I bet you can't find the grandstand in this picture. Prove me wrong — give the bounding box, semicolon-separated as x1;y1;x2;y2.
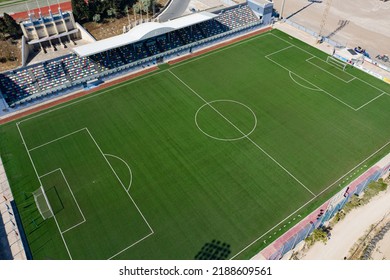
0;3;269;110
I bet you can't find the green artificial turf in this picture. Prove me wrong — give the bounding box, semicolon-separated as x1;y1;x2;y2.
1;29;390;259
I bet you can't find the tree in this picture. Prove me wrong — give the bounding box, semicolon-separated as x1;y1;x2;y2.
88;0;108;20
72;0;140;23
132;0;150;14
92;14;101;23
2;13;22;39
112;0;127;18
305;228;328;248
71;0;89;22
88;0;98;20
140;0;156;13
107;8;117;18
0;17;7;40
0;17;7;34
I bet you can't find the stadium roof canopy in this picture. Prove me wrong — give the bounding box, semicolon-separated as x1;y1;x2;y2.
73;11;218;57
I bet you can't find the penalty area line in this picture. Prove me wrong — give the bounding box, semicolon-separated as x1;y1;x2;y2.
16;123;74;260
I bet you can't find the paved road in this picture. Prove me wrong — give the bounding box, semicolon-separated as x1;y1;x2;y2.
158;0;191;22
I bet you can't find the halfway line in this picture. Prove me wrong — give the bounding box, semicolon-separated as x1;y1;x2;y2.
168;70;316;197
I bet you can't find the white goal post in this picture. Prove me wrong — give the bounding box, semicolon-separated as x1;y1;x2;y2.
33;186;54;220
326;56;348;71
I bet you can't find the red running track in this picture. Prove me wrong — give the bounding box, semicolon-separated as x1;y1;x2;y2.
10;1;72;21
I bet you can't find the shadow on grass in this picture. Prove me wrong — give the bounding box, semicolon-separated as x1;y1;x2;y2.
195;240;231;260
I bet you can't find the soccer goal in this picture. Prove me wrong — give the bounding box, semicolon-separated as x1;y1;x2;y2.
326;56;348;71
33;186;54;220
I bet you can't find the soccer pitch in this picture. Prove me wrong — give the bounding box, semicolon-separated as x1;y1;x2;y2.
1;29;390;260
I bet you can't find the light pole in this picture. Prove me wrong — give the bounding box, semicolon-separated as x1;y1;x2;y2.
126;5;131;30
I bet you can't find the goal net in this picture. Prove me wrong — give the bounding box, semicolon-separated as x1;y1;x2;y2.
33;186;54;220
326;56;348;71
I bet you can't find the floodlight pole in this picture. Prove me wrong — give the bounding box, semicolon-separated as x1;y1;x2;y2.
36;0;42;18
140;2;143;22
26;3;32;20
280;0;286;20
133;6;137;25
126;6;131;28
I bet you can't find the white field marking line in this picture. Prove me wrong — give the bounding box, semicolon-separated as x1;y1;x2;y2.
355;92;386;111
104;154;133;192
16;123;73;260
28;128;87;152
270;33;390;96
58;168;87;234
85;128;154;259
230;192;319;259
61;220;85;235
267;37;386;111
362;82;390;97
231;138;390;259
195;100;258;141
320;61;386;108
288;71;322;91
265;54;358;111
326;58;350;73
39;168;62;179
39;168;87;233
17;33;272;126
305;56;355;83
108;232;154;260
264;45;293;58
13;31;387;256
169;69;316;197
21;127;153;259
86;129;153;232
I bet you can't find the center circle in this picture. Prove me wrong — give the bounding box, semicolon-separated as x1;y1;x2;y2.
195;100;257;141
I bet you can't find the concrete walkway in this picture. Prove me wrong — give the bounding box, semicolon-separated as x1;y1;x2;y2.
158;0;191;22
0;157;26;260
